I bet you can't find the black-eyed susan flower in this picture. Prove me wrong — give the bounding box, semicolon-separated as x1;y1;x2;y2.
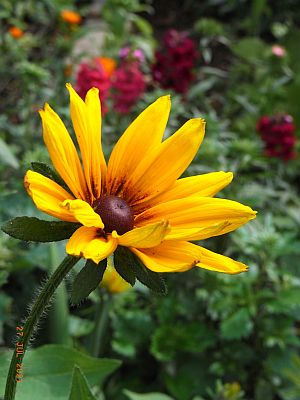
24;84;256;276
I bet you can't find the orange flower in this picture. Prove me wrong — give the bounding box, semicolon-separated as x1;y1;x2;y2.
8;27;24;39
96;57;116;77
60;10;81;25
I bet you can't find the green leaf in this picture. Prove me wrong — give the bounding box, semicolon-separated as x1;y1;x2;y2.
31;162;69;191
124;390;174;400
1;217;81;242
116;247;167;295
0;344;121;400
0;137;19;168
220;308;253;340
71;259;106;304
68;366;97;400
114;247;136;286
232;37;267;62
131;254;167;295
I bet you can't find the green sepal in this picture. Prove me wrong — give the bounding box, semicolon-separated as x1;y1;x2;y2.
116;247;167;295
71;259;107;304
114;247;136;286
31;161;69;191
1;216;81;242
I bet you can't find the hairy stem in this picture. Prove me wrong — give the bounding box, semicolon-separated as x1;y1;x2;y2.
4;255;79;400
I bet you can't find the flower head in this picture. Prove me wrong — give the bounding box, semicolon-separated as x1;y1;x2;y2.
119;47;145;63
111;59;146;114
60;10;81;25
152;29;199;94
271;45;286;58
24;84;256;277
257;114;296;160
76;59;114;114
8;26;24;39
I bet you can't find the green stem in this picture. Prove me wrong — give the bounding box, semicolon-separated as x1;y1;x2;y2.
4;255;79;400
88;290;112;357
48;244;70;345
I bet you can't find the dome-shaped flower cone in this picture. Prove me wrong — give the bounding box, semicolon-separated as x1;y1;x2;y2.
24;84;256;278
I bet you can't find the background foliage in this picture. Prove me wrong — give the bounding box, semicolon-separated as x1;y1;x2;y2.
1;0;300;399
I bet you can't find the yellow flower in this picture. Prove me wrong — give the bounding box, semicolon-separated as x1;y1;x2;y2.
60;10;81;24
24;84;256;275
101;265;131;293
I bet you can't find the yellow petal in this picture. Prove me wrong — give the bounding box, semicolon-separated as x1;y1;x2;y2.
131;241;202;272
66;84;106;202
131;241;248;274
24;170;77;222
66;226;117;264
197;246;248;274
148;171;234;207
39;104;87;200
136;196;256;238
124;118;206;205
61;199;104;228
165;221;231;241
111;220;170;248
106;95;171;195
101;265;131;293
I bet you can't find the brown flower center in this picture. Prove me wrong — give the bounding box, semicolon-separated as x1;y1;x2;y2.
93;195;134;235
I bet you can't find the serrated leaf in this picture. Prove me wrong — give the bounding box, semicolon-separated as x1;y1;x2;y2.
131;253;167;295
124;389;174;400
114;247;136;286
117;247;167;295
31;162;69;191
68;366;97;400
1;217;81;242
0;344;121;400
71;259;106;304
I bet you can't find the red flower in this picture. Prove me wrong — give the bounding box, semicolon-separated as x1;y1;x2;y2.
76;59;114;114
256;114;297;161
152;29;199;94
111;60;146;114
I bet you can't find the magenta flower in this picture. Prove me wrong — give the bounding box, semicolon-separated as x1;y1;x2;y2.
256;114;297;161
111;60;146;114
152;29;199;94
76;60;112;114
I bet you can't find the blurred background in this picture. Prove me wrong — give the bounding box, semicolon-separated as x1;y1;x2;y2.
1;1;300;399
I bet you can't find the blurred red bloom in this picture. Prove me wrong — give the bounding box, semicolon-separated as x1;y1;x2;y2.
151;29;199;94
256;114;297;161
8;26;24;39
111;60;146;114
60;10;81;24
76;58;115;114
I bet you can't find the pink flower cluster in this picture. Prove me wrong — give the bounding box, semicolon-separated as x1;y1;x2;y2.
111;60;146;114
76;50;146;114
76;60;112;114
75;30;200;113
151;29;199;94
256;115;297;161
